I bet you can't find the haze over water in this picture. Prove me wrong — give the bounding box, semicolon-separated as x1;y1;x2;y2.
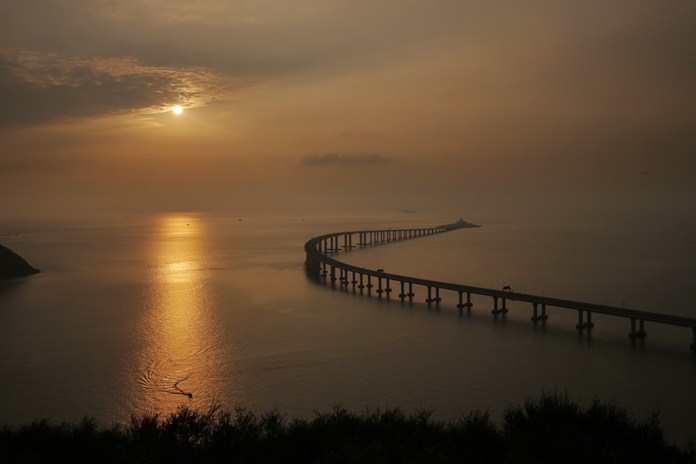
1;0;695;449
1;210;695;444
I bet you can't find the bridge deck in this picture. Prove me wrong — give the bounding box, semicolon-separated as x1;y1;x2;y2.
304;222;696;350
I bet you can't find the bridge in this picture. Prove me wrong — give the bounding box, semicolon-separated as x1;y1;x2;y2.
304;219;696;352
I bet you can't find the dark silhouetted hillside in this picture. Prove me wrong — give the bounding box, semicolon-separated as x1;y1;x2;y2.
0;244;39;280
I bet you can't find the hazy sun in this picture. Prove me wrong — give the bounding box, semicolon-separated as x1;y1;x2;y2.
172;105;183;115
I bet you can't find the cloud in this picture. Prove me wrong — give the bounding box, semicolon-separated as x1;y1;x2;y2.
303;153;392;167
0;48;245;127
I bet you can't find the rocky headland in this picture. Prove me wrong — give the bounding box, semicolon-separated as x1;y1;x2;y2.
0;244;40;280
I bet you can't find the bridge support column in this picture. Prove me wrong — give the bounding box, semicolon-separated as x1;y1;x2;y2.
492;296;506;315
376;277;383;296
366;275;373;290
691;328;696;351
385;279;391;298
628;318;647;339
576;310;594;330
425;287;441;305
457;291;472;313
358;273;365;291
399;281;406;301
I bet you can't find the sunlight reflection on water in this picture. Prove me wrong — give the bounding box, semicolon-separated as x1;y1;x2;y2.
132;214;225;415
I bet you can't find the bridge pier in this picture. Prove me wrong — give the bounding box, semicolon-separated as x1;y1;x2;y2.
531;303;549;322
628;318;647;339
329;265;337;286
376;276;384;296
492;296;507;315
358;273;365;291
398;281;414;301
366;275;373;290
692;328;696;351
457;290;473;313
425;286;441;305
576;310;594;330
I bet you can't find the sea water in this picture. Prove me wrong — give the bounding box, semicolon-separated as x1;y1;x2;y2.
0;211;695;444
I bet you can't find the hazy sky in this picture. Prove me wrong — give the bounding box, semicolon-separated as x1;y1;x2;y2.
1;1;694;218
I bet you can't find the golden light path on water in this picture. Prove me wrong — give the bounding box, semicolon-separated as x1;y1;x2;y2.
131;214;225;415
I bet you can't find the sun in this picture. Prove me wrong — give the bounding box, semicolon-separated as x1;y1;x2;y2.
171;105;183;115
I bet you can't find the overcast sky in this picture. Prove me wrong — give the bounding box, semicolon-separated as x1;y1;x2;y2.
1;1;694;220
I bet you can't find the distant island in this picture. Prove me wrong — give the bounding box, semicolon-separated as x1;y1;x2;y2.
0;244;39;280
440;218;481;230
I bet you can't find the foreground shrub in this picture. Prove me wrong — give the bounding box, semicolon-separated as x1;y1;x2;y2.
0;394;693;463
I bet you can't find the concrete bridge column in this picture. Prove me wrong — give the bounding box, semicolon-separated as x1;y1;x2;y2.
399;281;406;301
492;296;500;315
385;279;391;298
576;310;594;330
358;273;365;290
377;276;384;296
457;291;472;311
457;290;471;313
629;318;647;339
532;303;547;322
408;282;414;301
426;286;441;305
330;265;336;285
351;271;357;287
321;262;327;279
366;275;373;290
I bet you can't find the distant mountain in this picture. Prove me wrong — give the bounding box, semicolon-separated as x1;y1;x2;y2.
0;244;39;280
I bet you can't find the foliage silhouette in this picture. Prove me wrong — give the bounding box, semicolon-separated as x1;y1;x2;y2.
1;393;694;463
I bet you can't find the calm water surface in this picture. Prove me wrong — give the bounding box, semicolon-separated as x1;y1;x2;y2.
1;212;695;444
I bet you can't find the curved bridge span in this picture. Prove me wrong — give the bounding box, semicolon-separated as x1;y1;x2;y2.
304;219;696;352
